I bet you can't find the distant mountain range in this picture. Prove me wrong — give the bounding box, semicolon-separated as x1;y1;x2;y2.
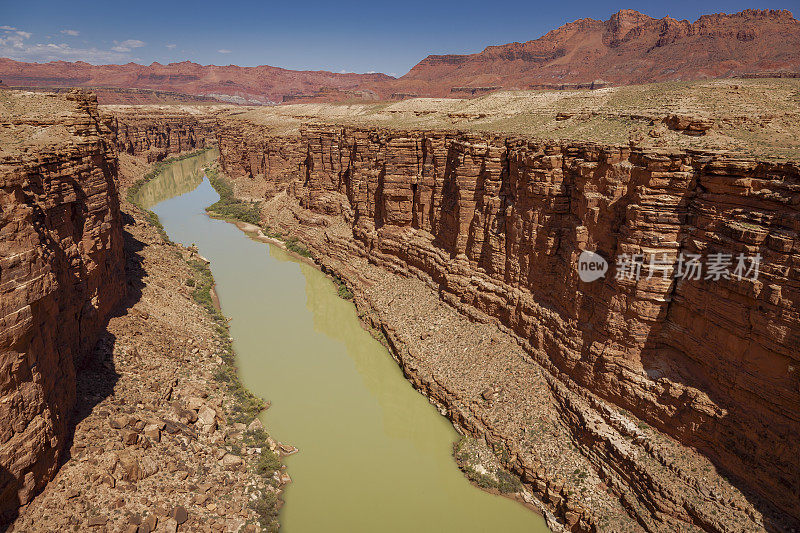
1;9;798;103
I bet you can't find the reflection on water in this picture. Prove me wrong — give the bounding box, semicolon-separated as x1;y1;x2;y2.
134;148;219;209
149;153;549;533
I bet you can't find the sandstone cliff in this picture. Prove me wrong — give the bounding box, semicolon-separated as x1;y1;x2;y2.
104;107;217;162
0;89;126;520
212;122;800;530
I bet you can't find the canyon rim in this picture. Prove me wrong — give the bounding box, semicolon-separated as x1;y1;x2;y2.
1;3;800;532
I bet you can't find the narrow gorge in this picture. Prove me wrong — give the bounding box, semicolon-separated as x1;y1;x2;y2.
106;103;800;530
1;83;799;532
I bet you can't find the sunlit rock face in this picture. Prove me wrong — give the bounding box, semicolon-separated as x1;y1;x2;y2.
220;122;800;523
107;111;215;162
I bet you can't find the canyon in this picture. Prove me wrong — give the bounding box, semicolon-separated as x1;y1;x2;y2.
102;84;800;531
216;128;800;531
1;74;799;532
1;9;798;103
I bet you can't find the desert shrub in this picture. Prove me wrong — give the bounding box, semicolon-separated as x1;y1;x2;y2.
250;492;280;532
284;236;311;257
256;449;282;477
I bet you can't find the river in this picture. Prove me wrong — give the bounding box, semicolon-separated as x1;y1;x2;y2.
142;151;549;533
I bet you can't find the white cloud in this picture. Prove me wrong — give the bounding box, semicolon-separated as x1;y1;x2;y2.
217;49;231;54
111;39;145;52
0;31;29;50
165;43;176;49
0;26;17;31
0;28;140;63
60;29;80;36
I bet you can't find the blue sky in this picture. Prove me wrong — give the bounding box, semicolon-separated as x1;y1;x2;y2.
1;0;794;75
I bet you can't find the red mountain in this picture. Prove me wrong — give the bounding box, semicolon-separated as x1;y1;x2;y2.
0;59;393;104
391;9;800;96
1;9;798;103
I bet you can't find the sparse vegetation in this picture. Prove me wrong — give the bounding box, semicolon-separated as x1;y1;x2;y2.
187;257;267;424
256;449;282;477
333;276;353;300
250;492;280;533
261;225;282;239
205;166;262;224
453;436;522;494
495;469;523;493
284;236;311;257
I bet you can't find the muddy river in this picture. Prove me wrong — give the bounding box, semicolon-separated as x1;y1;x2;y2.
142;151;548;532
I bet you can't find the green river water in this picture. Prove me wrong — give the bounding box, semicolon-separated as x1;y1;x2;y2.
143;152;549;533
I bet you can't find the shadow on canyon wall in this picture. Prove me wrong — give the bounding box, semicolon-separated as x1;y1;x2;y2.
61;212;149;461
0;214;145;531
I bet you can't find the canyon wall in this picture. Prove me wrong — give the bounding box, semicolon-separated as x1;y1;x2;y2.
106;109;217;162
215;122;304;198
0;91;126;520
217;124;800;524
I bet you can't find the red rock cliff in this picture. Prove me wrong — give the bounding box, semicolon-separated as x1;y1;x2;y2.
0;90;126;520
220;124;800;524
106;109;216;162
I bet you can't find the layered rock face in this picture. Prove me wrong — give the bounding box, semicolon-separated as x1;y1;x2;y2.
0;90;126;519
105;109;216;162
391;9;800;96
220;123;800;524
216;123;303;198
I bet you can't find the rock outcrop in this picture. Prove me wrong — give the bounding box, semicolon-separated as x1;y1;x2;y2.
105;108;217;162
215;122;800;529
9;150;286;532
215;123;304;199
0;90;126;520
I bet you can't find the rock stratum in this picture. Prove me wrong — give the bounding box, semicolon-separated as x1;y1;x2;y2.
1;9;799;102
0;90;126;519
